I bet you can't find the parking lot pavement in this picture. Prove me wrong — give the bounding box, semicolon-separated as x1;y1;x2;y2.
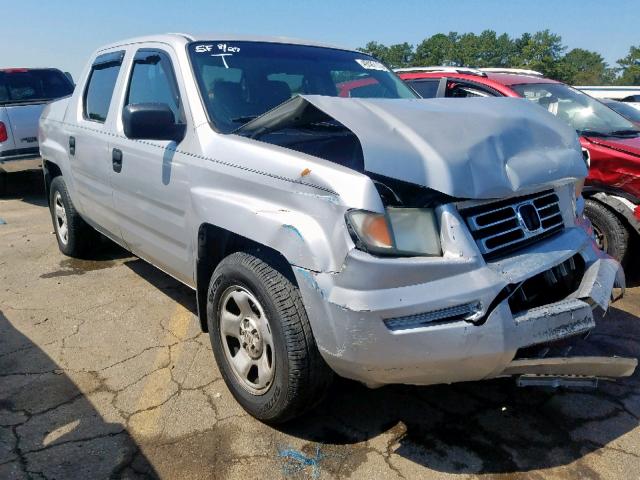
1;172;639;480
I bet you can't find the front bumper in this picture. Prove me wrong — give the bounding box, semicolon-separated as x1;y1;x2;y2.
294;226;635;387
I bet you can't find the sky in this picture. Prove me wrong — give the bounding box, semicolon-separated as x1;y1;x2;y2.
3;0;638;79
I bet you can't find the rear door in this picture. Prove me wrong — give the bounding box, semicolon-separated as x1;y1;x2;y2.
66;52;125;241
109;47;193;284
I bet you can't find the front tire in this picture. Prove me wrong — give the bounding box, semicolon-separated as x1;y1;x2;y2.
49;176;97;257
207;252;332;423
584;199;630;265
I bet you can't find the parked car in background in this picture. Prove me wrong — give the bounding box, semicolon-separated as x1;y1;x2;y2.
39;34;634;422
576;86;640;111
601;98;640;127
0;68;74;194
396;67;640;266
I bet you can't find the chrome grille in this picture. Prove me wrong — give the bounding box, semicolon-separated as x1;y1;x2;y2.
462;190;564;257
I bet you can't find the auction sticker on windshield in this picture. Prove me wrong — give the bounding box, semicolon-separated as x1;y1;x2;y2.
355;59;388;71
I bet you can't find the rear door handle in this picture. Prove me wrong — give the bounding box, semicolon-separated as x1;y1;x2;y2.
112;148;123;173
69;136;75;156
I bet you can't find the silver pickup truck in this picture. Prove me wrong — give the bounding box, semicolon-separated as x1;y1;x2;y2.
39;34;636;423
0;68;74;193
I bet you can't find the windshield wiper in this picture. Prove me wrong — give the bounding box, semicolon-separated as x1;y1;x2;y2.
608;129;640;137
577;129;608;137
578;128;640;138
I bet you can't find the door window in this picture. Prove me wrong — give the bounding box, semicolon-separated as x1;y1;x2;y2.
446;81;495;98
84;51;124;122
406;79;441;98
126;50;183;122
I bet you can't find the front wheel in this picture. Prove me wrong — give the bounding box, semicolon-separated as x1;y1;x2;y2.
584;199;630;265
207;252;332;423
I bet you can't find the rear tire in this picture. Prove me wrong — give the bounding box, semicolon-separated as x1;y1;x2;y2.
49;176;98;257
584;199;630;265
207;252;332;423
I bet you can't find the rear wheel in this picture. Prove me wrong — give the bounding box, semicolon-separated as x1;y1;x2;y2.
207;252;332;423
49;176;98;257
584;199;630;265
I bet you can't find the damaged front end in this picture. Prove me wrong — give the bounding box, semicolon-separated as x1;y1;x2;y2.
292;198;635;388
238;94;636;388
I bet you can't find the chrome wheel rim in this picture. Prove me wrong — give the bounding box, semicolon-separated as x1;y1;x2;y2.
54;192;69;245
219;285;275;395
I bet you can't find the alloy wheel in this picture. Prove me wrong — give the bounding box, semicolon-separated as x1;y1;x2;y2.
218;285;275;395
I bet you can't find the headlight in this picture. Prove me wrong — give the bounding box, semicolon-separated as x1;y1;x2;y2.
345;207;441;256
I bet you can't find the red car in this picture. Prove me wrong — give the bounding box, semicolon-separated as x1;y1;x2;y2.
383;67;640;265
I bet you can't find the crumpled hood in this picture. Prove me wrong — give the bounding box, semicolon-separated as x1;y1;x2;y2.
301;95;587;199
241;95;587;199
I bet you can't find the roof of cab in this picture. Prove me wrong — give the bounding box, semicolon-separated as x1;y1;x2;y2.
96;33;356;54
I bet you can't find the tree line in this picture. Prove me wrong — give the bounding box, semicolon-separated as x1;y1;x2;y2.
358;30;640;86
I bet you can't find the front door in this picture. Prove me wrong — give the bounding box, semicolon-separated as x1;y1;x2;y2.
109;48;194;284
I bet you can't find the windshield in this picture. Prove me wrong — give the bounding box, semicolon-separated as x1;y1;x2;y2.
188;41;416;133
512;83;639;137
0;69;74;105
604;100;640;124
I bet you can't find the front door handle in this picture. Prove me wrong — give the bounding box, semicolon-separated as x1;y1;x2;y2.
69;136;75;156
112;148;123;173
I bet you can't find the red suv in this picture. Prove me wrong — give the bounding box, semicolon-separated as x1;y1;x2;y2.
389;67;640;265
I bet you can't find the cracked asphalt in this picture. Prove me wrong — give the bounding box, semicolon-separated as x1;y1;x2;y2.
1;171;639;480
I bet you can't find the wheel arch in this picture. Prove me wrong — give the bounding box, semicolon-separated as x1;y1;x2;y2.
585;192;640;236
195;223;299;332
42;159;62;205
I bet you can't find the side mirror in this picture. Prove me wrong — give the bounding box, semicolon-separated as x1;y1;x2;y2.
64;71;74;86
123;103;185;142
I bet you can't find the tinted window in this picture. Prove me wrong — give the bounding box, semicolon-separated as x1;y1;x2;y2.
445;81;493;98
0;69;74;105
188;41;416;133
126;50;182;121
406;79;440;98
84;52;124;122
